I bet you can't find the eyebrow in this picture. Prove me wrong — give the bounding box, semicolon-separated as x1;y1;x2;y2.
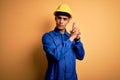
58;16;68;19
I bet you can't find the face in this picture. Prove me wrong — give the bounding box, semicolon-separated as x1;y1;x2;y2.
55;15;70;30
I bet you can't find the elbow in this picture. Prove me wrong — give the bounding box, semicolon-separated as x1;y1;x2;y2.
78;55;84;60
77;51;85;60
79;55;84;60
45;49;61;61
47;54;60;61
54;56;60;61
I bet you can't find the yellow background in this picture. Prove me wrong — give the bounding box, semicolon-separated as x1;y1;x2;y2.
0;0;120;80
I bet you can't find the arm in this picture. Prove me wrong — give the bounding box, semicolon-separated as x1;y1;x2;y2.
73;40;85;60
42;33;72;61
70;22;85;60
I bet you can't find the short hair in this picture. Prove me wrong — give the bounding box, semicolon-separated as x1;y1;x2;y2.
54;12;71;18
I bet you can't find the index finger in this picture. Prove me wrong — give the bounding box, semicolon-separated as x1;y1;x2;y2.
72;22;75;29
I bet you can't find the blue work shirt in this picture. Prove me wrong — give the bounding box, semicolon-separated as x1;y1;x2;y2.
42;28;85;80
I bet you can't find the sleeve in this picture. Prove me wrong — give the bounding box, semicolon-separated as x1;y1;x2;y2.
42;33;73;61
73;40;85;60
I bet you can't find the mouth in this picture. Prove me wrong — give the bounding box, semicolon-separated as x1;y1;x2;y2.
57;25;65;29
58;24;64;27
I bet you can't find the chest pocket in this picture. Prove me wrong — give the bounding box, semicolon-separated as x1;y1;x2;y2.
48;32;66;47
47;33;60;47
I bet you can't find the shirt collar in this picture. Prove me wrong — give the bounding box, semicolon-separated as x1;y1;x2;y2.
54;27;70;37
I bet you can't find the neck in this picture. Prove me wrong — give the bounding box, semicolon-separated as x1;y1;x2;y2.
59;29;65;34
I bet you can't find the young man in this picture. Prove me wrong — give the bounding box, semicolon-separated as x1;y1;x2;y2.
42;4;85;80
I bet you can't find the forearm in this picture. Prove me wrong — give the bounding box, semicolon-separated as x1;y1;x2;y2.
74;41;85;60
43;34;72;61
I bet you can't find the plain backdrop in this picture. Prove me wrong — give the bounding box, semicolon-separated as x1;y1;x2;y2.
0;0;120;80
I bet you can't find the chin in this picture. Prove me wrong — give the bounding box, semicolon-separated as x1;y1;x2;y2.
57;26;65;30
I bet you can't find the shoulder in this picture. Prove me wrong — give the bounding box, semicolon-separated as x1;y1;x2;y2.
42;30;55;39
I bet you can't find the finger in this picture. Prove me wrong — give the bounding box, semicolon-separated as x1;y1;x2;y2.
72;27;77;32
72;22;75;29
78;31;81;35
74;22;78;28
70;30;72;33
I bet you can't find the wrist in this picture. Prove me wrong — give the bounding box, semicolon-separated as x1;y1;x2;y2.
75;37;80;41
69;36;75;41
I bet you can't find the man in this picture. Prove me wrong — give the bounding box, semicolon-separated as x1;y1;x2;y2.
42;4;85;80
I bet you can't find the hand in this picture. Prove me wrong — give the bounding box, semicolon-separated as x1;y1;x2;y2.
69;22;80;41
69;31;77;41
72;22;81;39
76;30;81;39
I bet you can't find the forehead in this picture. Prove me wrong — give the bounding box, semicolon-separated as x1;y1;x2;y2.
57;15;69;19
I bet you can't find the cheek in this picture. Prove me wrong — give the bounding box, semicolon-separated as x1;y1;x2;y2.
56;20;59;24
64;21;69;25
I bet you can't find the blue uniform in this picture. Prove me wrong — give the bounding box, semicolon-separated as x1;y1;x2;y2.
42;28;85;80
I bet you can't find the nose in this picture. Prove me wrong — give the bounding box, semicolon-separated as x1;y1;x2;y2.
60;19;64;24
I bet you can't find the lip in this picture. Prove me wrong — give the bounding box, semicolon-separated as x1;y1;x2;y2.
58;24;64;26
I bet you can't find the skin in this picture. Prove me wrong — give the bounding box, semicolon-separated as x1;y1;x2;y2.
55;15;70;33
55;15;81;41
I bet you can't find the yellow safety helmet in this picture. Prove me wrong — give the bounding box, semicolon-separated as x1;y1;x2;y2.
54;4;72;18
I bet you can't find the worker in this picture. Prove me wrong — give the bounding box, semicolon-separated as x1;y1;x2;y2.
42;3;85;80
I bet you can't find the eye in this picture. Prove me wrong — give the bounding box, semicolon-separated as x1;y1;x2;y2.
58;16;62;19
63;18;67;21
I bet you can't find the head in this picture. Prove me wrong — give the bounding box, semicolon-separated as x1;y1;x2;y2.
54;4;72;30
54;12;71;30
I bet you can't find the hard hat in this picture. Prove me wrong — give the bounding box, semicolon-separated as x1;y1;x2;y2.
54;4;72;18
